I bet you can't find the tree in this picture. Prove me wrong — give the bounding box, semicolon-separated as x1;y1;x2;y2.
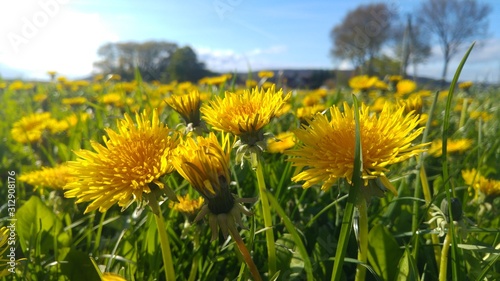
365;55;401;77
330;3;396;75
393;15;431;78
166;46;208;83
416;0;491;83
94;41;178;81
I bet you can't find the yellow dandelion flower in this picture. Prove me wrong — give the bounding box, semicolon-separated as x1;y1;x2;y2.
454;103;464;112
93;74;104;82
177;81;193;91
470;111;493;121
374;80;389;91
388;75;402;82
107;74;121;81
92;84;103;92
33;93;48;102
11;112;52;143
169;194;204;216
438;90;449;101
302;93;322;106
46;119;69;134
462;169;500;199
419;113;429;125
173;133;231;200
74;80;90;88
65;113;89;126
0;82;6;89
173;133;254;241
8;81;25;91
166;91;202;127
296;104;326;119
397;95;423;114
261;81;274;90
370;97;395;112
246;79;258;88
102;272;128;281
19;164;74;190
201;86;291;140
1;226;13;277
413;90;432;98
267;131;296;153
428;138;473;157
349;75;378;91
99;93;124;107
258;71;274;78
198;77;210;85
116;81;136;92
287;102;428;193
396;79;417;96
62;97;87;105
204;76;228;86
64;109;178;213
458;81;473;90
25;83;36;90
158;84;175;94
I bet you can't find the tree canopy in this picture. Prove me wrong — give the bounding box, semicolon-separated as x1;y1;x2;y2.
166;46;208;83
94;41;207;82
94;41;177;81
330;3;396;75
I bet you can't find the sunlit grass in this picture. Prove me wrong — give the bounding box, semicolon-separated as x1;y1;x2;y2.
1;51;500;281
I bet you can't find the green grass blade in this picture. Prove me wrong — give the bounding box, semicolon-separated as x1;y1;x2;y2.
331;95;363;281
477;254;500;280
442;41;476;281
266;190;314;281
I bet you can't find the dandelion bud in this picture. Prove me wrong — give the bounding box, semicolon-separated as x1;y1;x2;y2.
440;197;463;222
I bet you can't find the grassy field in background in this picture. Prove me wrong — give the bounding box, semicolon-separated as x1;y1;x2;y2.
0;65;499;281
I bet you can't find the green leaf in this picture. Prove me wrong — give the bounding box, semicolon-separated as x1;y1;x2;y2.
144;212;161;273
367;224;402;281
16;196;67;254
60;249;101;281
457;244;500;254
276;233;294;272
395;247;420;281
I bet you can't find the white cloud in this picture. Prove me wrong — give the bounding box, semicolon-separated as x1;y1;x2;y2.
194;45;287;72
336;60;353;71
246;45;287;56
0;0;118;80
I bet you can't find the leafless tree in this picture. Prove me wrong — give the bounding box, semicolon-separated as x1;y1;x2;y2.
393;15;431;78
416;0;491;83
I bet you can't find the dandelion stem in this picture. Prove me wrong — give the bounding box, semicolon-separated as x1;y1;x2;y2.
229;223;263;281
355;199;368;281
153;205;176;281
413;89;438;262
187;228;200;281
255;155;277;277
439;231;452;281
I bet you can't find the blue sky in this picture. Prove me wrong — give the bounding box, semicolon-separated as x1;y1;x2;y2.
1;0;499;83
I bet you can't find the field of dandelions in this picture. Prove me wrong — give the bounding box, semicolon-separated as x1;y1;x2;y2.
1;54;500;280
